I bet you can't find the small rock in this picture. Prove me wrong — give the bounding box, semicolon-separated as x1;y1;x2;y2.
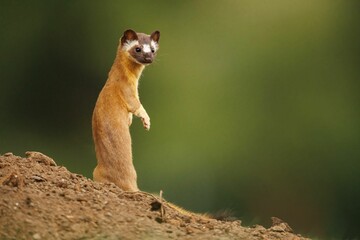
231;220;242;226
185;226;195;234
0;172;24;188
271;225;286;232
270;217;293;233
32;233;41;239
150;200;162;211
56;179;68;188
3;152;13;157
31;175;47;182
25;151;57;166
253;224;266;231
25;197;34;207
205;223;214;230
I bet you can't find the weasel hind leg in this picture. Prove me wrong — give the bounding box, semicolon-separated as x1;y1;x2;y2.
93;165;139;192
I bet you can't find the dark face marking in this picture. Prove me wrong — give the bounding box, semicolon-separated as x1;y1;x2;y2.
121;29;160;65
128;33;158;64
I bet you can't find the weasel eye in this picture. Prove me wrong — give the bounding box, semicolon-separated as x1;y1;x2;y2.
151;48;155;53
135;47;141;53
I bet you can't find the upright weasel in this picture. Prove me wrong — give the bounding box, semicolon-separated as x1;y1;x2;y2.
92;29;160;191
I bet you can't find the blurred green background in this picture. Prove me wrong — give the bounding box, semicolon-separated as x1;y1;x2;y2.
1;1;359;239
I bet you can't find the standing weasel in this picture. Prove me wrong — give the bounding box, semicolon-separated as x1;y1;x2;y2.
92;29;160;191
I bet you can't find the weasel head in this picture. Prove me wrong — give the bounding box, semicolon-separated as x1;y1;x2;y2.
120;29;160;65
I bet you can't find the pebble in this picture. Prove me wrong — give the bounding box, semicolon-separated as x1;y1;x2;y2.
271;225;285;232
32;233;41;239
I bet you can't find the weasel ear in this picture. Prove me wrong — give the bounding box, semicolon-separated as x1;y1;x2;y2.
121;29;138;45
150;30;160;43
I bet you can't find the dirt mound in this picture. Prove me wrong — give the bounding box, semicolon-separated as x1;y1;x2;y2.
0;152;309;240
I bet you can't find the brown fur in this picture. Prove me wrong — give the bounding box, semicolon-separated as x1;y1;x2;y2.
92;29;159;191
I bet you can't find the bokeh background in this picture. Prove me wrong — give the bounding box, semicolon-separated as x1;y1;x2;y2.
1;1;359;239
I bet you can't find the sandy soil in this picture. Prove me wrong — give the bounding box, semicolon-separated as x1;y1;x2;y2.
0;152;310;240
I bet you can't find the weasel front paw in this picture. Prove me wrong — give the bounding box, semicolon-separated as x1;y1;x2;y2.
141;115;150;130
134;105;150;131
128;113;133;126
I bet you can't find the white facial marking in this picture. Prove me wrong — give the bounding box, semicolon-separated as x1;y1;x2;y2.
151;40;158;52
123;40;139;51
143;44;151;53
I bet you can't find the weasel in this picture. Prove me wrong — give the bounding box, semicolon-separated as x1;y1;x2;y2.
92;29;160;191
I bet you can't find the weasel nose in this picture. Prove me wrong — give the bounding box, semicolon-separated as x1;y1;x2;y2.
144;57;153;63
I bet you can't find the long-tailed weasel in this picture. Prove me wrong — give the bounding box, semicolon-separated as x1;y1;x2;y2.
92;29;160;191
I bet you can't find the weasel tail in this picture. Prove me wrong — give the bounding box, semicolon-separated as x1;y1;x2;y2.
92;29;160;191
